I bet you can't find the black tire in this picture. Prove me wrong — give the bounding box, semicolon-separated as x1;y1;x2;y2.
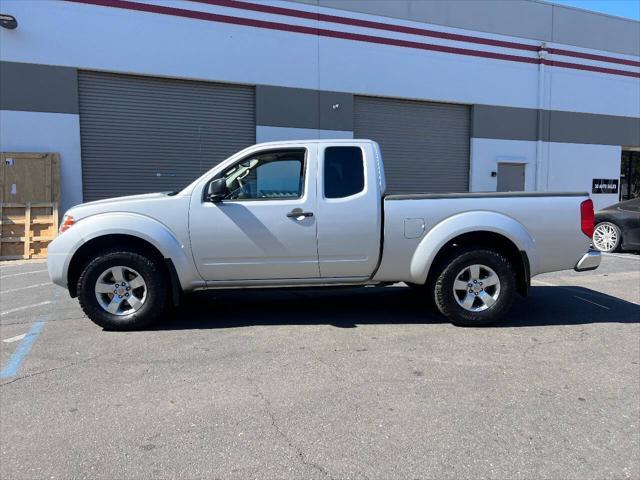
433;249;516;327
77;249;169;330
592;221;622;253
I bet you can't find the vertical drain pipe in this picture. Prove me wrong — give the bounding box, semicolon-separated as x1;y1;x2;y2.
536;43;549;191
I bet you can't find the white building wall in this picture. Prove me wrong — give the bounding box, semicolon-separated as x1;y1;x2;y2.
470;138;621;209
0;0;637;210
547;143;621;210
470;139;537;192
1;0;636;117
0;110;83;214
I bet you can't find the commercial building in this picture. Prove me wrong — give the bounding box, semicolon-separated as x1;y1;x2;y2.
1;0;639;213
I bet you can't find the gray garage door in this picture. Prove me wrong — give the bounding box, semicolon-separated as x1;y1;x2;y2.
78;71;255;201
354;96;470;194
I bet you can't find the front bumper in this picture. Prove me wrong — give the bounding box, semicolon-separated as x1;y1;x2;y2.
574;248;601;272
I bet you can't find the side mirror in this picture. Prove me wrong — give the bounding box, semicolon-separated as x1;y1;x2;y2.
206;178;229;203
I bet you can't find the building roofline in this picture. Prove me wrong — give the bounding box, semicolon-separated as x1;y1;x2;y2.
534;0;640;24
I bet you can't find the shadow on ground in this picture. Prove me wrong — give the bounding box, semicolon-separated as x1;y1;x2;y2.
151;285;640;331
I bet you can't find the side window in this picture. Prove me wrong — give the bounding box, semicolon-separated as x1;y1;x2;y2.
213;149;305;200
324;146;365;199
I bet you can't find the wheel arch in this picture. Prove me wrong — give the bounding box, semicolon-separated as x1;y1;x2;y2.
65;213;195;300
67;234;182;304
411;211;535;296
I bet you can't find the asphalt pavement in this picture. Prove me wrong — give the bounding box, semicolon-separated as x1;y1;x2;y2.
0;253;638;479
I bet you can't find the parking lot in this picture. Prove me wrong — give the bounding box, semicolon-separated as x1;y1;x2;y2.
1;253;638;479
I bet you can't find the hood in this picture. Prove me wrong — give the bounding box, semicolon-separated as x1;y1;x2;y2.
66;192;173;218
77;192;170;207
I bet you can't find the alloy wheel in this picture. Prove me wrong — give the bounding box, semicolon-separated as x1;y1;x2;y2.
593;223;618;252
452;264;501;312
94;266;147;315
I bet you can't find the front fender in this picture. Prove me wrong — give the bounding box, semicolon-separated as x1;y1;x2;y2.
47;212;199;290
409;211;538;284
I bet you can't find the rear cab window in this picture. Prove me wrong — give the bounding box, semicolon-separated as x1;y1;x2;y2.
323;146;365;199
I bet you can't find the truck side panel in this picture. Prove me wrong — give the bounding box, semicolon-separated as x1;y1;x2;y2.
375;194;590;283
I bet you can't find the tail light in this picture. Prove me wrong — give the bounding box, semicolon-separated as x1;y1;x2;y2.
59;215;75;233
580;199;594;238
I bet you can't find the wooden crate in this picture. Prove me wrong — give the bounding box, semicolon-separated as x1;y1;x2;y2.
0;202;59;260
0;152;61;260
0;152;60;204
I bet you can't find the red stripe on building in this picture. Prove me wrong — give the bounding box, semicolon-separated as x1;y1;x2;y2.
64;0;640;78
194;0;640;68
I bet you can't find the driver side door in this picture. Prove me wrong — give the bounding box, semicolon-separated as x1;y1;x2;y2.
189;145;320;282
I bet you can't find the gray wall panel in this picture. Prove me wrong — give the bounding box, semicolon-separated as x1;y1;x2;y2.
472;105;539;142
78;71;255;201
319;90;353;131
0;61;78;114
549;111;640;146
354;96;470;193
256;85;353;131
256;85;318;129
473;104;640;146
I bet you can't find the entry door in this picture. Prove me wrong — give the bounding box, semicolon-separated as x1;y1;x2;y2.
189;147;320;281
497;163;525;192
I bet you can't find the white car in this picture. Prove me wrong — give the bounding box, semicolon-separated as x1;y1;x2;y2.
48;140;600;330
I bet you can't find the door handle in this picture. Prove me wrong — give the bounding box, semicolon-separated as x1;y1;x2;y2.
286;210;314;218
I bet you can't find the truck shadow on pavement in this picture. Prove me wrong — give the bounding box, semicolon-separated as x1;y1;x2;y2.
151;285;640;330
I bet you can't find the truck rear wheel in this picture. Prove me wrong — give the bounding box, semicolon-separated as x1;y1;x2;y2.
433;249;516;327
77;249;169;330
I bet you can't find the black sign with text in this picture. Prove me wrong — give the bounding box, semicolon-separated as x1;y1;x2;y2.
592;178;619;194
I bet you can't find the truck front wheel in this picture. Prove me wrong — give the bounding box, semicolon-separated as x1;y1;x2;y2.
77;249;169;330
433;249;516;327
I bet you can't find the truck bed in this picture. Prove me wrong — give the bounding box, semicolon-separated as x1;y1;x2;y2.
375;191;591;283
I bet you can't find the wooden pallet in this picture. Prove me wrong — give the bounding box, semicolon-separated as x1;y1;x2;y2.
0;202;58;260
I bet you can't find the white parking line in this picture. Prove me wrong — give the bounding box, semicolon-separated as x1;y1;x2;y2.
0;269;48;279
3;334;26;343
573;295;610;310
533;278;639;306
0;283;51;295
0;261;45;270
0;301;54;316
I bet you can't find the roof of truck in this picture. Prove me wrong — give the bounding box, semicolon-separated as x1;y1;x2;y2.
254;139;376;147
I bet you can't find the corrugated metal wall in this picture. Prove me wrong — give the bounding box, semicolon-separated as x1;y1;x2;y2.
354;96;470;193
78;71;255;201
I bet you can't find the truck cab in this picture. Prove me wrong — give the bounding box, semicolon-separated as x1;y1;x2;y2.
188;140;382;283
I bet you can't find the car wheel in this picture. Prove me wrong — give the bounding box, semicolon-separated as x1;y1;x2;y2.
433;249;516;327
77;249;169;330
592;222;621;252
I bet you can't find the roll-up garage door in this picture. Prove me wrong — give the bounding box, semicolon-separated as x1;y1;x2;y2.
78;71;255;202
354;96;470;194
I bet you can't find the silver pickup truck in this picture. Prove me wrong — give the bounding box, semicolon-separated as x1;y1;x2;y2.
48;140;600;330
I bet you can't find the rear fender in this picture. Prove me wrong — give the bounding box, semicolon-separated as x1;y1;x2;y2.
409;211;537;284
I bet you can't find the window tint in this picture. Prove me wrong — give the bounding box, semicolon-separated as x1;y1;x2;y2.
216;149;305;200
324;147;365;199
